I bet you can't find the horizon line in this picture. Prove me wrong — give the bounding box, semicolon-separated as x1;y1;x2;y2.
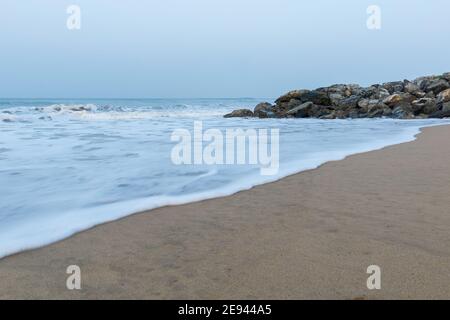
0;97;274;100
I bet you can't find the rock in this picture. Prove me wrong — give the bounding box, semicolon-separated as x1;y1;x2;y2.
441;102;450;112
429;110;450;118
425;91;436;98
383;93;415;107
382;81;404;94
411;98;437;115
329;93;344;105
383;94;402;107
285;102;314;118
366;103;390;118
335;110;350;119
225;72;450;120
424;79;450;94
357;99;380;112
403;81;423;96
309;106;334;118
382;107;393;117
275;90;309;104
437;88;450;104
392;105;414;119
334;95;360;109
348;110;362;118
287;99;302;109
320;111;336;119
443;72;450;82
274;89;331;106
224;109;254;118
300;90;332;105
253;102;274;118
371;88;390;100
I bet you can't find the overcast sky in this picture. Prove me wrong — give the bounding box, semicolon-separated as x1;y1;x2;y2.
1;0;449;98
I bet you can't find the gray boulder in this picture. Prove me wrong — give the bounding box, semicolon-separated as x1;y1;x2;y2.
285;102;314;118
424;78;450;94
429;110;450;118
437;88;450;104
253;102;274;118
403;81;425;97
224;109;254;118
382;81;404;94
275;90;309;104
442;102;450;112
411;98;437;115
383;93;415;107
392;105;414;119
443;72;450;82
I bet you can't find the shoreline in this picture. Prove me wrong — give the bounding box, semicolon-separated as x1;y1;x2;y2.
0;121;446;260
1;124;450;299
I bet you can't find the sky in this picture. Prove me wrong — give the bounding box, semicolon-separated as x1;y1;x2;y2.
0;0;449;98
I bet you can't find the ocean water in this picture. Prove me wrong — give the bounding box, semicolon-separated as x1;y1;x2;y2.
0;98;448;258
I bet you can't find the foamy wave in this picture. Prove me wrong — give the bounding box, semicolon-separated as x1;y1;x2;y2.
1;103;228;121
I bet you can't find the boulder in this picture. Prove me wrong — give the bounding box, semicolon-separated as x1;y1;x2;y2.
334;95;360;109
392;105;414;119
382;81;404;94
370;88;390;100
285;102;314;118
299;90;332;106
224;109;254;118
403;81;424;97
429;110;450;118
383;94;403;107
320;111;337;119
442;102;450;112
253;102;274;118
411;98;437;115
437;88;450;104
443;72;450;82
383;93;415;107
424;79;450;94
275;90;309;104
309;106;334;118
366;103;390;118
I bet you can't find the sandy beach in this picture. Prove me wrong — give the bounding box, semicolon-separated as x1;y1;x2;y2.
1;124;450;300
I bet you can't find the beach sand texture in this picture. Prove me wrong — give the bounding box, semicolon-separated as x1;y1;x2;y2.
1;125;449;299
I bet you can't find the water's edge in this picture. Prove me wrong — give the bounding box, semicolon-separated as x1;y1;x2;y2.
2;122;447;260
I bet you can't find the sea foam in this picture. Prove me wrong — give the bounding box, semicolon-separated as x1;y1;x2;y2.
0;98;448;258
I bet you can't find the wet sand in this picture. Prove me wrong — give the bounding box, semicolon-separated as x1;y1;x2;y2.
1;125;450;299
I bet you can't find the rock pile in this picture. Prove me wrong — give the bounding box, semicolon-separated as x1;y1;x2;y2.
224;72;450;119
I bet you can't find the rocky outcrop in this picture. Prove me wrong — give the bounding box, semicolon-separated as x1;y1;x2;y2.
224;72;450;119
224;109;254;118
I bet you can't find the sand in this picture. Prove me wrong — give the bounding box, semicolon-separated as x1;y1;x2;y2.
1;125;450;300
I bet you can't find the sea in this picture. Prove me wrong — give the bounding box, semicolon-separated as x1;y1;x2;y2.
0;98;448;258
